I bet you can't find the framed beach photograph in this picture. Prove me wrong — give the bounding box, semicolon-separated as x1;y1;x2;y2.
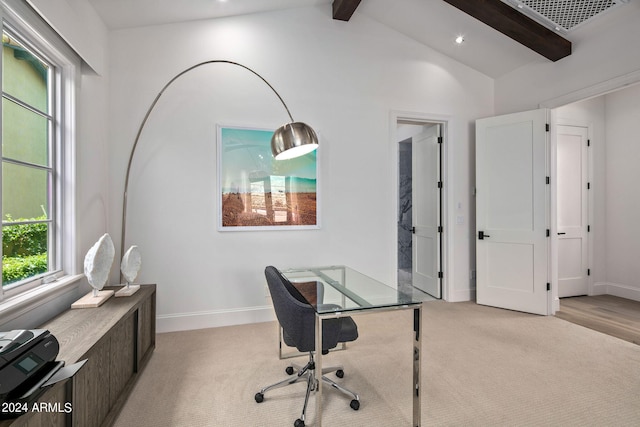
218;125;319;230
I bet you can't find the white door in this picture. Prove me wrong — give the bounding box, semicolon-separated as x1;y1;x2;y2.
557;125;589;297
476;109;550;315
412;125;441;298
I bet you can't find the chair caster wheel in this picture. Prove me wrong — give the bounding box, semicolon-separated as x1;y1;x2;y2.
294;418;305;427
350;399;360;410
336;369;344;378
285;366;295;375
254;393;264;403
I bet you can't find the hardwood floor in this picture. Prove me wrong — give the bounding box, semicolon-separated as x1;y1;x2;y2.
556;295;640;346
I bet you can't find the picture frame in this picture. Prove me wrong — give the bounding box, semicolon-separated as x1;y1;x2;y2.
217;125;319;231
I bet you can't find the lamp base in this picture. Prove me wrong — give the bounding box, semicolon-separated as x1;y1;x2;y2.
71;290;115;309
115;284;140;297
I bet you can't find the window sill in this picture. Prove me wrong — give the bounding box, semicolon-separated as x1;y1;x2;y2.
0;274;84;326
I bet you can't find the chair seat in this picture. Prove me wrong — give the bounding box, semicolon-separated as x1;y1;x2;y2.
283;311;358;352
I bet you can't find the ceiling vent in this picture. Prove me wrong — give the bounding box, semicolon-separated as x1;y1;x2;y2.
504;0;630;33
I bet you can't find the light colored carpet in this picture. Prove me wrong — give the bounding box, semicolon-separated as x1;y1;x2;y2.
113;301;640;426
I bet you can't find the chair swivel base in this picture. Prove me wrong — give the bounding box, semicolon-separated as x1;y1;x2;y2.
255;352;359;427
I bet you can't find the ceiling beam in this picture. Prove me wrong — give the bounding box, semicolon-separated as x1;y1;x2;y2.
442;0;571;62
333;0;362;21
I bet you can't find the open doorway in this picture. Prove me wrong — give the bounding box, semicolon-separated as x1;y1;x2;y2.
396;119;444;299
551;81;640;308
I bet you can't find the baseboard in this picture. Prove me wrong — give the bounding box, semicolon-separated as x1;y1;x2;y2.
592;282;640;302
448;287;475;303
157;305;275;333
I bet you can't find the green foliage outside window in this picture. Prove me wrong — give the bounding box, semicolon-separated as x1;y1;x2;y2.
2;215;48;285
3;253;47;284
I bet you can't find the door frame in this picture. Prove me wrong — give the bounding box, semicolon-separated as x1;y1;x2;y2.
391;111;451;300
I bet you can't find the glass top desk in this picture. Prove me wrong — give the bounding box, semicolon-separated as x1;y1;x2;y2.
281;265;423;427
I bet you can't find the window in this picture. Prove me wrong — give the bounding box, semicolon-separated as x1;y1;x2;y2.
2;28;54;290
0;0;78;303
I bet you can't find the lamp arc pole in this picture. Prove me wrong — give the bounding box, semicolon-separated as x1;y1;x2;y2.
119;60;301;277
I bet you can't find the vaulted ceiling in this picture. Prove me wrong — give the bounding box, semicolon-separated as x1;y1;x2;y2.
88;0;640;78
441;0;571;61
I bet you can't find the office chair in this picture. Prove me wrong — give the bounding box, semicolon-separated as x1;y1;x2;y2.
255;266;360;427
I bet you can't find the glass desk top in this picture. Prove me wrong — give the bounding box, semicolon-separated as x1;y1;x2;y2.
281;265;421;315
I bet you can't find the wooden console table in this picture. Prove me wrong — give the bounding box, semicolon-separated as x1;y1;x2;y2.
1;284;156;427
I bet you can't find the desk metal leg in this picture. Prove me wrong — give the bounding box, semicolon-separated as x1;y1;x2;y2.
413;305;422;426
315;314;324;426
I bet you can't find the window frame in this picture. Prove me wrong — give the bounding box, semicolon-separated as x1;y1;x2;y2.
0;0;79;312
2;24;58;293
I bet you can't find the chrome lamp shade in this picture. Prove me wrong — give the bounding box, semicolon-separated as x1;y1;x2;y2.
271;122;319;160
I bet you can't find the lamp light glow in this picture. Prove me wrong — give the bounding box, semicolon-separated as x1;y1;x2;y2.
271;122;319;160
455;35;465;44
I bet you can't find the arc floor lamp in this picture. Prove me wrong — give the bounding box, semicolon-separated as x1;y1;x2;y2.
118;60;319;286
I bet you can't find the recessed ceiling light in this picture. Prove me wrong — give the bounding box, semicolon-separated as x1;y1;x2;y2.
455;35;465;45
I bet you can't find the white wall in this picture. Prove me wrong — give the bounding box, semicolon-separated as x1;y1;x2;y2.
27;0;107;74
48;0;111;298
107;5;494;332
494;2;640;114
600;84;640;300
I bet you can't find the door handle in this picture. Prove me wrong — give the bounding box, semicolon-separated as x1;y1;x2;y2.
479;231;490;240
557;232;566;235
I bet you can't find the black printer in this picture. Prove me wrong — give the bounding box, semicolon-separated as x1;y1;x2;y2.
0;329;85;419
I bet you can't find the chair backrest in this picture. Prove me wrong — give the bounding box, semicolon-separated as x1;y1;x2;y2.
264;266;338;352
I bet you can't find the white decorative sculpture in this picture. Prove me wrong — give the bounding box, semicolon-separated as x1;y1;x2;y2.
73;233;116;308
84;233;115;292
116;245;142;297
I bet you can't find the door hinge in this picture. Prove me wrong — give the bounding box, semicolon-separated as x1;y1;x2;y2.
437;181;443;189
437;136;443;144
588;269;591;276
545;123;550;132
438;225;443;233
546;229;550;237
588;225;591;232
587;182;591;190
587;139;591;147
546;176;550;185
547;283;551;291
412;226;416;234
438;271;444;279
